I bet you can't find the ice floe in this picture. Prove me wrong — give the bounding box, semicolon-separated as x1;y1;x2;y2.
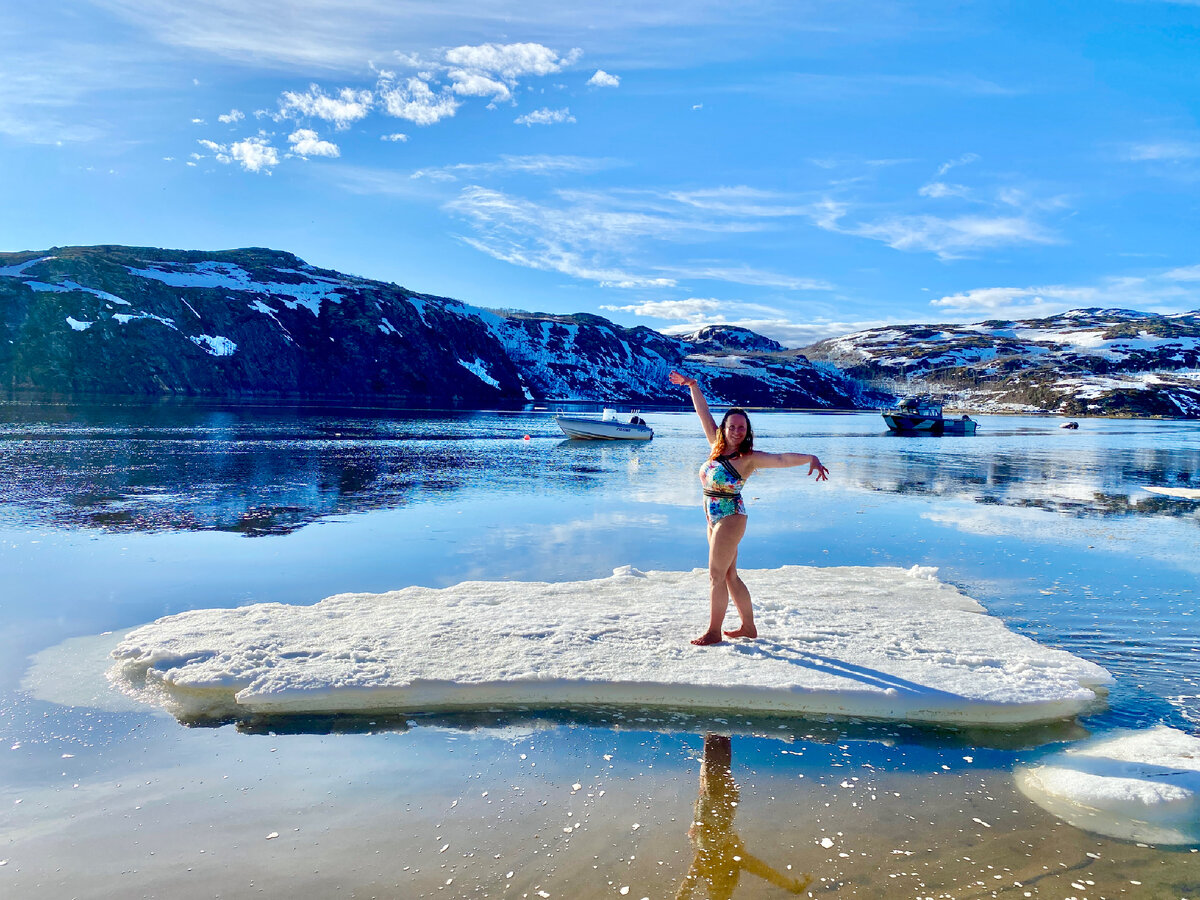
108;565;1111;726
1144;485;1200;500
1016;726;1200;845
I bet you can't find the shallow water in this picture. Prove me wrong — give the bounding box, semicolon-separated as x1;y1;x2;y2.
1;402;1198;897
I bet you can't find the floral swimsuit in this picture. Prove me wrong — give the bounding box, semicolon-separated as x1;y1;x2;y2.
699;455;747;524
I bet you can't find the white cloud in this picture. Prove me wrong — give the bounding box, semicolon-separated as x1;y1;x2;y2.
379;76;460;125
448;71;512;101
380;132;409;142
199;137;280;173
191;117;205;124
278;84;373;129
288;128;340;158
931;285;1097;317
229;137;280;173
514;106;576;126
588;70;620;87
602;298;726;321
444;42;581;81
218;108;245;124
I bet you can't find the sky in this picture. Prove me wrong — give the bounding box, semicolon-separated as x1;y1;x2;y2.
4;1;1200;346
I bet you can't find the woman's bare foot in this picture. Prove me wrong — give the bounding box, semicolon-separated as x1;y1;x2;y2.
723;625;757;639
691;631;724;646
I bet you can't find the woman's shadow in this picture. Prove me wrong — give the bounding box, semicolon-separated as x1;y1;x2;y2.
676;733;813;898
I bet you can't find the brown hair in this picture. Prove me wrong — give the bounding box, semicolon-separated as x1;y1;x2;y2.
709;407;753;459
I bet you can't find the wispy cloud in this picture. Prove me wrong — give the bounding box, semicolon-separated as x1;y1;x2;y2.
443;182;828;290
1123;140;1200;162
931;264;1200;319
809;201;1059;260
514;107;576;126
918;182;971;199
784;72;1022;100
667;186;811;217
655;264;833;290
935;152;979;176
411;154;623;181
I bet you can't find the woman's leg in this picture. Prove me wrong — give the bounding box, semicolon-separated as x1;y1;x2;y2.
693;514;747;645
723;546;756;639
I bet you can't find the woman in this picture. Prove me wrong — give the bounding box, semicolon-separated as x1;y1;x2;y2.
670;371;829;646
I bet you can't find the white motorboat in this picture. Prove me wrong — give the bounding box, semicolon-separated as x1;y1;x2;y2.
555;409;653;441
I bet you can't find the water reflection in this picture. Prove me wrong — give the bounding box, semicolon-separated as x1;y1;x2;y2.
677;733;811;898
3;403;1200;536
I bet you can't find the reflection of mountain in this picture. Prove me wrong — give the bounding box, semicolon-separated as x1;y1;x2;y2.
839;448;1200;521
0;407;626;536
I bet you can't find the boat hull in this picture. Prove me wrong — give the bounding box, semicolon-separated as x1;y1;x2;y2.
882;413;941;433
555;416;653;441
882;412;977;436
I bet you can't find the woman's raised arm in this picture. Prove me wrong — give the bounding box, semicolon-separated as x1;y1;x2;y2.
669;371;718;444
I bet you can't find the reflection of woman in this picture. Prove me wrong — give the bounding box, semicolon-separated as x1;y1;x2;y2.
676;733;812;899
670;372;829;646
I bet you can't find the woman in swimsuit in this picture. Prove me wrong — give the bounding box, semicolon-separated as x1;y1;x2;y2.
669;371;829;646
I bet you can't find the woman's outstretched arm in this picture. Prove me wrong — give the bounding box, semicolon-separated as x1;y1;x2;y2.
669;371;718;444
746;451;829;480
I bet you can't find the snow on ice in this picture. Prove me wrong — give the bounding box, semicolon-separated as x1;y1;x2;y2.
108;565;1112;726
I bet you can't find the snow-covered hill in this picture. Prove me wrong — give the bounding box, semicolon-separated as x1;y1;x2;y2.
0;245;879;409
804;309;1200;417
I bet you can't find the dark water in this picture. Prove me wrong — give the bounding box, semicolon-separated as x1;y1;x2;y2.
1;402;1197;897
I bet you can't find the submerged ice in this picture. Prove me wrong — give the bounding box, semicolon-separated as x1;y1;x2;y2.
108;565;1112;726
1016;726;1200;845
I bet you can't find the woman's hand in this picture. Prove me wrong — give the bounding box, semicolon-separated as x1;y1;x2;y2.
809;457;829;481
669;370;697;387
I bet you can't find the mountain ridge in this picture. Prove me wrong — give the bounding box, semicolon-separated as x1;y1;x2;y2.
0;245;882;410
801;308;1200;417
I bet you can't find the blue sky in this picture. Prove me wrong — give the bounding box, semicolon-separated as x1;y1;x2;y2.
4;1;1200;346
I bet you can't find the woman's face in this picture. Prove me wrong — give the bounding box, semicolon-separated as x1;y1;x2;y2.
723;413;749;447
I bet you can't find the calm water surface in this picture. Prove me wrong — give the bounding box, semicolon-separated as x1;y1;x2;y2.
1;402;1197;898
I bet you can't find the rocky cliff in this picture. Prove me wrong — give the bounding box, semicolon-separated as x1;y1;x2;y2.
0;245;880;409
